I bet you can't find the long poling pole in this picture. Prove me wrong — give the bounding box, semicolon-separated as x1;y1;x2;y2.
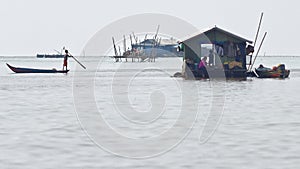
112;37;118;56
249;32;267;72
248;12;264;71
71;55;86;69
68;51;86;69
112;37;119;62
254;12;264;47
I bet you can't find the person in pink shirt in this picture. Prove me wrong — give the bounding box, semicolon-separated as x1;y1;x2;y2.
198;56;209;78
198;56;207;69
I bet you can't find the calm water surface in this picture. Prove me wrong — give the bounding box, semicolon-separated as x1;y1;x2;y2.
0;56;300;169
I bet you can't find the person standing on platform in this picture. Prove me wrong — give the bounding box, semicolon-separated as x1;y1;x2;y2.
208;49;214;66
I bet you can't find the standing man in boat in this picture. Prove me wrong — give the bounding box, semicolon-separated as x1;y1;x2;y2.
63;49;71;71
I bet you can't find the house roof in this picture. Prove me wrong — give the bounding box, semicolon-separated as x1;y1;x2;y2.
182;26;253;45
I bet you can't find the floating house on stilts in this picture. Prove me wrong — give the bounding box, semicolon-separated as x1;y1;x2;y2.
180;26;254;79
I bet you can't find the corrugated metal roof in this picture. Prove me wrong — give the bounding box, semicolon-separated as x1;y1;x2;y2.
209;27;253;43
182;26;253;44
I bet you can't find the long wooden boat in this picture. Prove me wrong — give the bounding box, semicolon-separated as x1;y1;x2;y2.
6;63;69;73
255;64;290;78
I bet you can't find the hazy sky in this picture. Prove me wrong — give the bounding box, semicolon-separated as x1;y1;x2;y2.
0;0;299;55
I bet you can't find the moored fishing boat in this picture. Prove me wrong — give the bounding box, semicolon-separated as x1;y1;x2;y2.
255;64;290;78
36;54;64;58
6;63;69;73
37;47;65;58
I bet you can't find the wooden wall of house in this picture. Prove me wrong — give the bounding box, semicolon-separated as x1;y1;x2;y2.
183;44;201;64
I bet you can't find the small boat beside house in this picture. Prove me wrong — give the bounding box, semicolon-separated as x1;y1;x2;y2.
6;63;69;74
255;64;290;78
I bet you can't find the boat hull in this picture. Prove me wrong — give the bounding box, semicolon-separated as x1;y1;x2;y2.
255;68;290;78
6;63;69;73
